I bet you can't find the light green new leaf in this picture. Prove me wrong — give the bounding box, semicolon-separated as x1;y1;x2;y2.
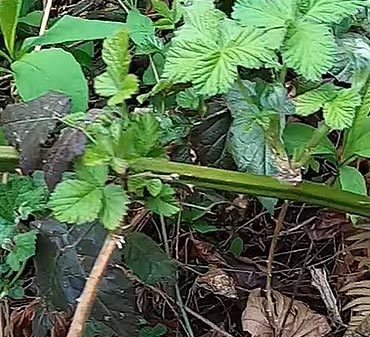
100;185;129;230
0;0;22;56
147;184;180;217
6;231;37;271
124;232;176;285
22;16;126;50
12;48;88;112
176;88;201;110
163;1;283;96
232;0;294;28
295;84;362;130
303;0;366;24
48;180;103;225
94;30;139;105
339;166;367;195
283;22;336;81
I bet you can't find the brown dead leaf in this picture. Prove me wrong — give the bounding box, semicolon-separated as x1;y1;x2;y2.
197;268;238;299
309;211;351;241
242;288;331;337
190;239;226;266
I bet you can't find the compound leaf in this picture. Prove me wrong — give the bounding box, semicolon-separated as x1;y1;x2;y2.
295;84;362;130
283;22;336;81
147;184;180;217
48;180;103;225
163;0;283;96
100;185;129;230
94;30;139;105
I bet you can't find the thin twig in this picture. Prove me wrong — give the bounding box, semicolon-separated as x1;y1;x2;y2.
159;215;195;337
66;211;147;337
34;0;53;52
266;201;289;330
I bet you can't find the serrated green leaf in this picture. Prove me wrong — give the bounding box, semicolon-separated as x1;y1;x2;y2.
295;84;362;130
163;1;283;96
283;22;336;81
21;16;126;50
146;179;163;197
48;180;103;225
6;231;37;271
0;177;45;223
76;163;108;186
339;166;367;195
232;0;294;29
124;232;176;285
147;184;180;217
0;0;22;56
332;33;370;88
303;0;366;24
176;88;201;110
100;185;129;230
12;48;88;112
94;30;139;105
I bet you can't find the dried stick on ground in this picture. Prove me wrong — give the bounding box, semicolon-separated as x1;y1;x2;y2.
66;210;147;337
266;202;288;329
35;0;53;51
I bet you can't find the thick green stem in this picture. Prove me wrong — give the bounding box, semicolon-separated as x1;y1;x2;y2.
129;158;370;218
293;123;331;168
0;147;18;172
2;146;370;217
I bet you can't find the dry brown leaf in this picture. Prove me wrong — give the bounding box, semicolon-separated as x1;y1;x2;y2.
309;211;351;241
197;268;238;298
242;288;331;337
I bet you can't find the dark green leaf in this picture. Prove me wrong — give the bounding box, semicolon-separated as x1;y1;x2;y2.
139;324;167;337
229;236;244;257
1;93;71;174
124;232;176;285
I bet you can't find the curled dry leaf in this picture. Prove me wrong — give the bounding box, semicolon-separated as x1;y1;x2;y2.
197;268;238;299
242;288;331;337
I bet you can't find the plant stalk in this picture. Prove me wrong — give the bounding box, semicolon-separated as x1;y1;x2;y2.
2;146;370;217
129;158;370;218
